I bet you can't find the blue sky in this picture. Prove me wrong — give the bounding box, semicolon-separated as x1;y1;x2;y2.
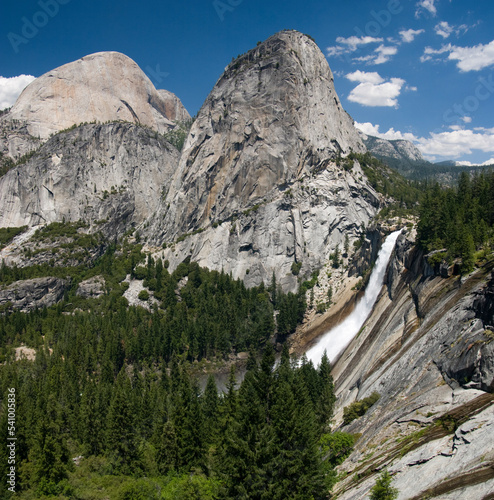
1;0;493;164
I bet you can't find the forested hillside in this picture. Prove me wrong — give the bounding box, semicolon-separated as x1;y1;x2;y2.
417;171;494;273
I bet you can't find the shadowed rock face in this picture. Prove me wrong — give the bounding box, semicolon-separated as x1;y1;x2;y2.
157;89;191;123
0;122;179;235
0;277;69;312
5;51;185;140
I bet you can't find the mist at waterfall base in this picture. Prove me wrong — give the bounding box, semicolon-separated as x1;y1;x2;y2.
306;230;402;367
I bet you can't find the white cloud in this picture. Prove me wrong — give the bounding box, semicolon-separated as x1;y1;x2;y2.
462;116;472;124
420;44;451;62
346;72;405;107
346;71;384;84
418;129;494;158
351;44;399;65
434;21;473;39
326;36;383;57
415;0;437;18
399;29;425;43
355;122;419;142
434;21;453;38
373;45;398;64
0;75;35;110
448;40;494;71
356;121;494;161
452;157;494;166
421;40;494;71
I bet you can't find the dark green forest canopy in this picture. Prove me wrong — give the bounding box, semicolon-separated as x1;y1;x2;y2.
0;245;305;361
0;335;348;498
0;236;322;497
417;170;494;273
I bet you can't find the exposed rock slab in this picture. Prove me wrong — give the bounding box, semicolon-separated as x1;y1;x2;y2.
0;277;69;312
76;276;105;299
330;232;494;499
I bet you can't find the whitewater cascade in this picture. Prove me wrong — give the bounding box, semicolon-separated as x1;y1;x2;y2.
306;230;402;366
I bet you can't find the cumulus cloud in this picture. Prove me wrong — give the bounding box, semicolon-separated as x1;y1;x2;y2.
434;21;454;39
418;127;494;159
0;75;35;110
421;40;494;71
456;158;494;166
346;71;405;107
373;45;398;64
326;36;383;57
434;21;472;39
399;29;425;43
415;0;437;18
356;121;494;161
448;40;494;71
346;71;384;84
355;122;419;142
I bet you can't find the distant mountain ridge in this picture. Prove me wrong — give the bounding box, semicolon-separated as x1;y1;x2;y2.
359;131;435;179
361;131;494;182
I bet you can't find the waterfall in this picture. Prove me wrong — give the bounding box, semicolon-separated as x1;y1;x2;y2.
306;230;402;366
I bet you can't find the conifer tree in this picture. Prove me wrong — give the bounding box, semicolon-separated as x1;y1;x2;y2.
316;350;336;432
106;368;141;474
29;395;71;493
370;470;399;500
203;375;219;443
156;420;179;475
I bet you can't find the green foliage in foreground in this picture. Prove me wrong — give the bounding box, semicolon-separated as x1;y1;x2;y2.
0;344;347;499
342;392;380;426
369;470;399;500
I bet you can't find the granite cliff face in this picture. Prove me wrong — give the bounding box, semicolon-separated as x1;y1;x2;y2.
0;32;378;291
149;30;377;291
330;231;494;499
0;122;179;235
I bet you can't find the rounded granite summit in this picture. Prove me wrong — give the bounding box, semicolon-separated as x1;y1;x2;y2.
9;51;189;139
